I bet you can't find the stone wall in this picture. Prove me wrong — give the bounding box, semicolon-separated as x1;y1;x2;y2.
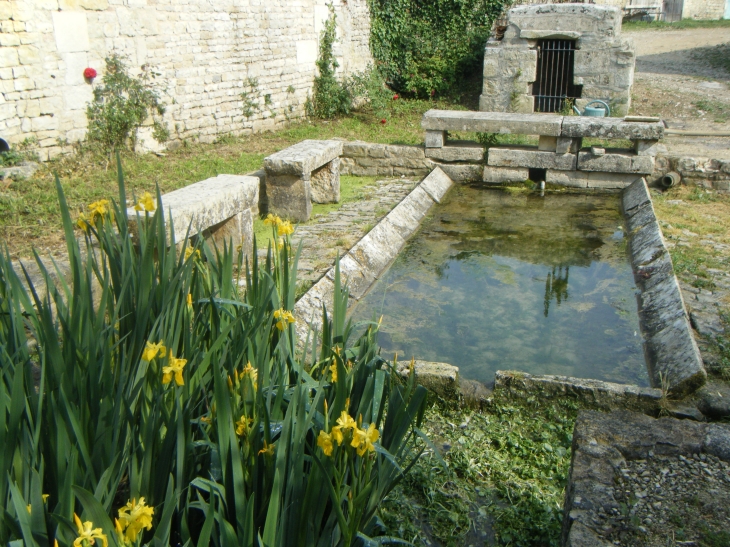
0;0;372;159
509;0;728;20
480;4;635;117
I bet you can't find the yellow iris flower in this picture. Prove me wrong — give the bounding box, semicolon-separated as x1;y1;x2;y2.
134;191;156;213
162;350;187;386
336;411;356;431
117;497;154;543
184;246;201;261
76;212;91;233
73;514;108;547
331;425;344;445
329;362;338;382
235;416;253;437
317;430;334;456
277;220;294;236
351;423;380;457
273;308;295;331
142;340;166;362
258;441;275;457
263;213;281;226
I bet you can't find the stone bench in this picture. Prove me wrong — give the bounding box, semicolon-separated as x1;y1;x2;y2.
126;174;259;257
422;109;665;188
263;139;343;222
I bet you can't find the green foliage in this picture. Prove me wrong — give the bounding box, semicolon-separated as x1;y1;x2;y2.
381;398;576;546
0;138;39;166
307;5;352;119
0;158;429;545
367;0;508;97
241;77;261;119
86;54;168;152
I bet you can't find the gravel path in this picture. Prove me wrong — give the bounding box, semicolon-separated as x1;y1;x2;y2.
603;452;730;546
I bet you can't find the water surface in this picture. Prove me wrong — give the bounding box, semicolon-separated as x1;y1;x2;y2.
350;185;647;386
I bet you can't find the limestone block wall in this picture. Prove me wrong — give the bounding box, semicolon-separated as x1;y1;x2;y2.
480;4;635;116
0;0;373;160
681;0;726;19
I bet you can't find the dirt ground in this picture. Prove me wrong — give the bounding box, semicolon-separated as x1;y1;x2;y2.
626;27;730;158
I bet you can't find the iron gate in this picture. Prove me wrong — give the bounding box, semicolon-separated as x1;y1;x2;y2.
662;0;683;21
532;39;581;113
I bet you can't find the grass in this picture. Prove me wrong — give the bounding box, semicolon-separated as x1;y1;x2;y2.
693;98;730;124
380;395;579;547
253;175;380;247
0;96;467;259
623;19;730;31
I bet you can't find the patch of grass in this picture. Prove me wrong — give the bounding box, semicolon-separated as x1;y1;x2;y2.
381;396;578;547
700;42;730;75
623;19;730;31
693;98;730;123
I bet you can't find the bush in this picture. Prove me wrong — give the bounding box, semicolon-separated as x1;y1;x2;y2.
307;5;353;119
86;55;169;152
367;0;509;97
0;157;430;546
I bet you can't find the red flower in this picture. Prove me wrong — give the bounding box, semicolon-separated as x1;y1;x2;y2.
380;119;387;125
430;89;435;97
392;94;399;100
83;67;97;80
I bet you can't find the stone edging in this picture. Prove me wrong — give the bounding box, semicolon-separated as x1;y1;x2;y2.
621;178;706;397
562;410;730;546
293;167;454;341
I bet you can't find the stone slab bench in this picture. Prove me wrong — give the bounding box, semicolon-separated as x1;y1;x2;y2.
126;174;259;257
263;139;343;222
422;109;665;187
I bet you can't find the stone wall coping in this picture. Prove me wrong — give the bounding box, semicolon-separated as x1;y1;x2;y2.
422;110;664;141
126;174;259;243
264;140;343;177
621;178;706;396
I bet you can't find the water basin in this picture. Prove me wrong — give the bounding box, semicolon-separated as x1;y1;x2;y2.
349;185;648;387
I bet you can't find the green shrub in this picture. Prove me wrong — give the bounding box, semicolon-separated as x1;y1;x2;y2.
0;157;429;546
367;0;508;97
307;5;353;119
86;55;169;152
0;138;39;166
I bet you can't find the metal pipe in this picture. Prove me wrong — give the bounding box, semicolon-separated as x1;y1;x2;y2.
665;129;730;137
660;172;681;189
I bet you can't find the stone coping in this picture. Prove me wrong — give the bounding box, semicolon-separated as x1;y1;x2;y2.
422;110;664;141
126;174;259;244
621;179;706;397
562;410;730;546
293;167;454;342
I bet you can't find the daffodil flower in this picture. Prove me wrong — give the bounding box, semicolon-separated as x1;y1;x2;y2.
317;430;334;456
117;497;154;543
273;308;295;331
134;191;156;213
142;340;166;362
162;350;187;386
73;514;108;547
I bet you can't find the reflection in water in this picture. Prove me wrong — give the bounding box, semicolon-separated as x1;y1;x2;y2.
349;185;648;387
544;266;569;317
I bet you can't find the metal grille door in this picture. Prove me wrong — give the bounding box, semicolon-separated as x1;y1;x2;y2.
662;0;683;21
532;39;580;113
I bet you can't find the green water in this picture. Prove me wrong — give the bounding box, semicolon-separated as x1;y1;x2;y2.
350;185;648;387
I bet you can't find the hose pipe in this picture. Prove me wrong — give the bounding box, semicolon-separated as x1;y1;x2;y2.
660;172;681;189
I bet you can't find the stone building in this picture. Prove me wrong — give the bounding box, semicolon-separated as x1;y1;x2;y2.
479;3;635;116
0;0;372;159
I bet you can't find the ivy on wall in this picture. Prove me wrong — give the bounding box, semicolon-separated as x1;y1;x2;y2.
367;0;510;97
